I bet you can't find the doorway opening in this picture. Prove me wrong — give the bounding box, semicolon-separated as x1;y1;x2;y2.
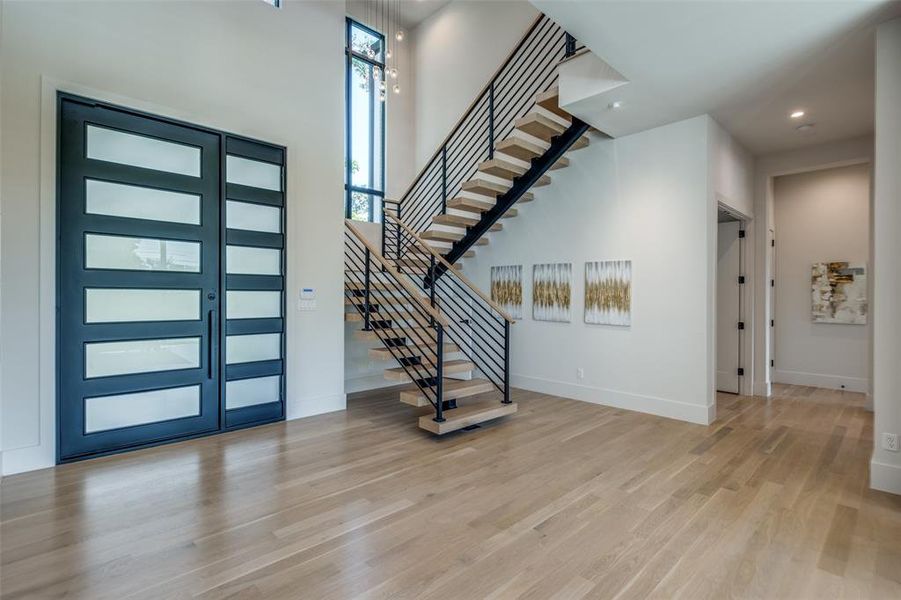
716;205;746;395
770;163;870;394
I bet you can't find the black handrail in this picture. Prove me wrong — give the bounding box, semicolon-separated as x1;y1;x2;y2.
391;14;571;238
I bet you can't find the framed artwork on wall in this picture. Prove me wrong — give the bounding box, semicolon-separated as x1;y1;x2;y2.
490;265;523;319
532;263;572;322
585;260;632;326
811;261;867;324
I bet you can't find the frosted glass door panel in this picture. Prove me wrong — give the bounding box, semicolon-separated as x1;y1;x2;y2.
86;234;200;272
87;125;201;176
226;246;280;275
226;291;281;319
86;289;200;323
226;200;280;233
85;385;200;433
86;179;201;224
226;376;280;409
226;333;280;364
85;337;200;378
226;155;281;191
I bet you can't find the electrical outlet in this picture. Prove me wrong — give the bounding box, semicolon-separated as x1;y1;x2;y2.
577;368;584;380
883;433;900;452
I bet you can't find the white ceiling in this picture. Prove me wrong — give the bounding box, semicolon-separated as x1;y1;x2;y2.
349;0;453;30
534;0;901;155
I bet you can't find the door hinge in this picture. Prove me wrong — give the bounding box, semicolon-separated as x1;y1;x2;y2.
771;239;775;247
738;321;745;330
738;275;746;284
770;319;774;327
737;367;745;376
770;359;775;367
738;230;746;238
771;279;775;287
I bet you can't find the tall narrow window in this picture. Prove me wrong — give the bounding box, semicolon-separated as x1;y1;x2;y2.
345;18;385;222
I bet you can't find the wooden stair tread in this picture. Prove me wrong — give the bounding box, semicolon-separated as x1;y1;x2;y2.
550;156;569;171
418;400;518;434
383;359;475;382
369;343;459;361
354;327;434;341
478;158;527;179
461;178;510;197
569;136;590;151
344;296;411;306
422;229;464;242
495;137;546;161
535;87;572;120
399;378;495;407
431;213;503;232
534;174;551;187
515;112;567;142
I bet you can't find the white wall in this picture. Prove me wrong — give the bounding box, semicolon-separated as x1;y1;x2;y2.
772;164;870;392
0;0;347;475
466;115;717;425
751;135;873;398
412;0;538;168
710;119;754;218
872;17;901;495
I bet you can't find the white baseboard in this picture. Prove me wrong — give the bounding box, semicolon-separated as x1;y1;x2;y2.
871;459;901;495
344;374;399;394
773;369;868;393
287;392;346;420
1;445;56;477
512;374;714;425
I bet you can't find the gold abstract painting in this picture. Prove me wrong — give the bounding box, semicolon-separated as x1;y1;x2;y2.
490;265;523;319
532;263;571;322
585;260;632;326
811;262;867;325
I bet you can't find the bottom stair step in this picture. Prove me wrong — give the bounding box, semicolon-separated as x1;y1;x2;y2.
418;401;518;434
399;378;495;407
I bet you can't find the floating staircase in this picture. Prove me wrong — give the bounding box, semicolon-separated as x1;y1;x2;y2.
383;14;593;272
345;14;594;434
345;219;516;433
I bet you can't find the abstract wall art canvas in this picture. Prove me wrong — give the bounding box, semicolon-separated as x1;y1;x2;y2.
811;261;867;325
490;265;523;319
532;263;572;322
585;260;632;326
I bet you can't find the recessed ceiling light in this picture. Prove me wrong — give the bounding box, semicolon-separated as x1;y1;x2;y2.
609;101;624;110
790;110;805;119
796;123;815;132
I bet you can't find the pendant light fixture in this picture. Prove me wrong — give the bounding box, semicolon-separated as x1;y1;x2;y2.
370;0;402;101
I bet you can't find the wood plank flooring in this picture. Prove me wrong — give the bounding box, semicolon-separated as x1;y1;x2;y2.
2;384;900;599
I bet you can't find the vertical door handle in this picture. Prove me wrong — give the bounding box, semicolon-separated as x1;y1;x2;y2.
208;309;216;379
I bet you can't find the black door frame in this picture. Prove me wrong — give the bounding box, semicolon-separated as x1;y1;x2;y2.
56;93;286;463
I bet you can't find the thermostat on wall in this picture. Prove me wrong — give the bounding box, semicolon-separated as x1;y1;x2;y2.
298;287;316;311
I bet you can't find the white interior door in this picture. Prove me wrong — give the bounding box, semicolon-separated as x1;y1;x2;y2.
717;221;741;393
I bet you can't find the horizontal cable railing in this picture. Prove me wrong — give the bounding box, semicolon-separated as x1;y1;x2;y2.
394;14;571;238
383;213;513;403
345;220;451;419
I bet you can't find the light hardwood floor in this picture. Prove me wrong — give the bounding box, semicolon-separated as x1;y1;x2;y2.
1;384;900;599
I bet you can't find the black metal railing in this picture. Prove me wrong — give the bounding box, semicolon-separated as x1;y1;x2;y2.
383;213;514;404
390;14;573;240
345;220;451;421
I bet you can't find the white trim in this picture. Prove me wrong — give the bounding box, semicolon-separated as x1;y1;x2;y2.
344;374;398;394
870;458;901;495
513;374;715;425
773;369;869;393
287;392;346;420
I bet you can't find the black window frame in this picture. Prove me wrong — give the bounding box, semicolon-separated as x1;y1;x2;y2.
345;17;386;222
